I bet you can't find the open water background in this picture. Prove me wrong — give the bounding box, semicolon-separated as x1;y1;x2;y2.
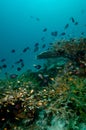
0;0;86;79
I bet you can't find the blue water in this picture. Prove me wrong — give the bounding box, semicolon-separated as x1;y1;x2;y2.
0;0;86;79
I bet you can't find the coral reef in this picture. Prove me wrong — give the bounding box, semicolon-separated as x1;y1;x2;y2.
0;38;86;130
37;38;86;71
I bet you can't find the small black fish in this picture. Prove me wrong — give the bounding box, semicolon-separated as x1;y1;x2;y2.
42;44;46;48
51;31;58;36
49;42;53;45
34;46;39;52
1;58;6;62
10;74;18;79
23;47;30;53
15;59;23;64
17;67;21;71
43;28;47;32
34;64;41;69
2;64;7;68
21;62;24;68
81;32;84;35
74;22;78;25
41;36;45;41
71;17;75;23
19;59;23;62
34;42;39;47
30;16;34;19
11;49;16;53
60;32;66;36
64;23;69;29
36;17;40;21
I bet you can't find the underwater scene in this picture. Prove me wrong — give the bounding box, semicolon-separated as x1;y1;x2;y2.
0;0;86;129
